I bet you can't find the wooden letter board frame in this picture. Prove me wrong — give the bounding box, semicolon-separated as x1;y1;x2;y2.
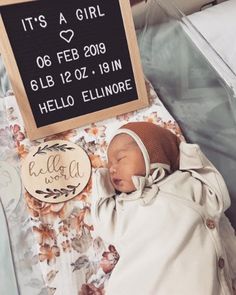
0;0;149;140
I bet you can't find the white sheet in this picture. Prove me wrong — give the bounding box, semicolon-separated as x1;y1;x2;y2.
188;0;236;75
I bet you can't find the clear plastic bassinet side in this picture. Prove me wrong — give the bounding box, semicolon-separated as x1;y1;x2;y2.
0;55;47;295
133;0;236;228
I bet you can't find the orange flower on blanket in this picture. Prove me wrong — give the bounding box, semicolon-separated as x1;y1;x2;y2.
25;191;73;222
61;240;72;253
73;178;92;202
84;123;106;138
79;284;104;295
100;245;120;274
69;206;93;234
33;223;56;245
75;136;97;154
143;112;162;124
25;192;44;218
39;244;60;265
89;154;105;169
44;129;76;141
17;143;28;159
160;120;183;137
116;111;135;121
10;124;25;144
59;222;70;237
97;139;108;153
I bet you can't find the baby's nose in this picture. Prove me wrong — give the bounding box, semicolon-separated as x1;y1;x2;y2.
109;165;116;174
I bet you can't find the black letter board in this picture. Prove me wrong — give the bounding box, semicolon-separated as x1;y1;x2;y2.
0;0;148;140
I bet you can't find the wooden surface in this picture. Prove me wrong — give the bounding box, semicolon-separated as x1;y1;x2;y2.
0;0;33;5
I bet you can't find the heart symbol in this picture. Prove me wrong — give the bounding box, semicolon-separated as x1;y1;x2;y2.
59;29;74;43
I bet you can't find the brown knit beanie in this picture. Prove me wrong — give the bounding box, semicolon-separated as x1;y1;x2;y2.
110;122;180;176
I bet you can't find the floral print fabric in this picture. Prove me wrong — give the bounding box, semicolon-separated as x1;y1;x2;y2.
1;80;183;295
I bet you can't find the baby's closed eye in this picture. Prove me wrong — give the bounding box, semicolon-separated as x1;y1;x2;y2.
117;156;126;162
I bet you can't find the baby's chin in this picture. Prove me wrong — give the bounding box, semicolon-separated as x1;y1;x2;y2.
113;181;136;194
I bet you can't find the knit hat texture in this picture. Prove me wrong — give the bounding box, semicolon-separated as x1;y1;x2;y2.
117;122;180;173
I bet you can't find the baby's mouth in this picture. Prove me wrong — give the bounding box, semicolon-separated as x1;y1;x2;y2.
112;178;122;186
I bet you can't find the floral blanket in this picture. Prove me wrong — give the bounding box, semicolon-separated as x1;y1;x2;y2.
0;80;183;295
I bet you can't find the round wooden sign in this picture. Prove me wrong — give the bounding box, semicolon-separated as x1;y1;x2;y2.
21;140;91;203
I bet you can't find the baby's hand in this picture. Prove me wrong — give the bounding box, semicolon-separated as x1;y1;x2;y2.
93;168;115;199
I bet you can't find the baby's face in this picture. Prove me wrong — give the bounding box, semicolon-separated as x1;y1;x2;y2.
107;134;146;193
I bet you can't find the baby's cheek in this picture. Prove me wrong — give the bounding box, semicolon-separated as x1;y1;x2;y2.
126;175;135;185
118;163;128;172
126;180;136;193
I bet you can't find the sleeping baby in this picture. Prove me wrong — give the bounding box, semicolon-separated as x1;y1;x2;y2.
91;121;236;295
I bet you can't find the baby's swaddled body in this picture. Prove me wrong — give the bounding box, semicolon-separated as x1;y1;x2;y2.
92;122;236;295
